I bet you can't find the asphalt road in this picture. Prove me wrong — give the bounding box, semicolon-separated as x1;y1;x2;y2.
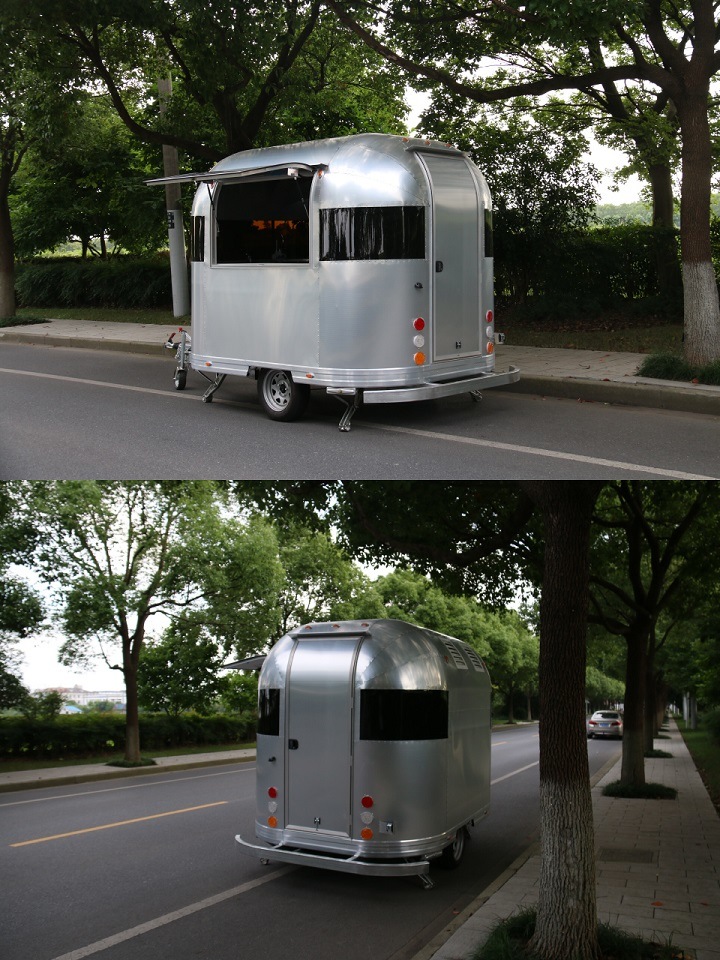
1;727;620;960
1;343;718;479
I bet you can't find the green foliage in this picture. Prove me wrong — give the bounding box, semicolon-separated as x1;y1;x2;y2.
15;257;173;308
638;352;720;386
138;623;231;717
10;94;166;258
19;690;65;720
0;712;255;760
602;780;678;800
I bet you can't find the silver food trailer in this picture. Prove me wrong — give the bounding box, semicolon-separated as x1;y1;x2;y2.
235;618;491;887
149;133;519;430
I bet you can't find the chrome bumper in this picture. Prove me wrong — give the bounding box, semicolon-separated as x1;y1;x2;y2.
358;365;520;405
235;835;430;879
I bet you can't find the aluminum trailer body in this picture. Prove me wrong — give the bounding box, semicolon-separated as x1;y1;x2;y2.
149;133;519;429
235;618;492;883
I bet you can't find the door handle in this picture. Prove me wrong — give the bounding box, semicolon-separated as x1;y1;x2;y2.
435;260;444;272
288;739;299;750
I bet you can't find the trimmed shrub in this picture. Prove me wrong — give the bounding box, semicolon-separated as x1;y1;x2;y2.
0;713;256;760
15;256;176;309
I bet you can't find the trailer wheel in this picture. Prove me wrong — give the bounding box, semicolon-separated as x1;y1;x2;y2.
439;827;468;869
174;369;187;390
257;369;310;422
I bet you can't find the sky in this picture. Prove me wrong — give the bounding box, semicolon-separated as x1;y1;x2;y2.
18;631;125;693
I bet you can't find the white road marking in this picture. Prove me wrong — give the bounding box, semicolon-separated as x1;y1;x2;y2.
47;867;295;960
1;366;715;479
363;422;716;480
491;761;539;785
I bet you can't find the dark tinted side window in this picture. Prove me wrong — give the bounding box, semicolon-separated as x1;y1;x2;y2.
190;216;205;262
258;688;280;736
484;209;493;258
320;206;425;261
360;689;448;740
216;178;311;264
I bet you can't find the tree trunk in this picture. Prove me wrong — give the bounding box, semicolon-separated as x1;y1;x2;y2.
0;182;16;319
648;162;682;302
621;630;647;787
522;482;603;960
123;660;141;763
677;89;720;364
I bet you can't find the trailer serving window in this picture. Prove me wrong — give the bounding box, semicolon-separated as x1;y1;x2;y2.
360;689;448;740
215;178;312;264
320;206;425;261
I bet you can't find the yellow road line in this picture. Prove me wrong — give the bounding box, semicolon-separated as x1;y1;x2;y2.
10;801;228;848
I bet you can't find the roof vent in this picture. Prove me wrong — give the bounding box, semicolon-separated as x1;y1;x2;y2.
442;639;468;670
462;644;486;673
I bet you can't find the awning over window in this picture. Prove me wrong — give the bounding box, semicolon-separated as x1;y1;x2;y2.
145;162;325;187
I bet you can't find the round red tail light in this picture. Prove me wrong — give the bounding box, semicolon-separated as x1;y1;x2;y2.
361;795;374;809
268;787;278;798
413;317;425;331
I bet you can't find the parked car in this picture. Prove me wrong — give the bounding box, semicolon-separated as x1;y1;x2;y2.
587;710;623;739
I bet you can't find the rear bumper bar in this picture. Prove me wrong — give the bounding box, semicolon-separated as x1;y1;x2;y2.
235;835;430;878
358;365;520;405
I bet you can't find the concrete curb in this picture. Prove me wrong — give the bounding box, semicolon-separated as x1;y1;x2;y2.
499;374;720;417
0;752;256;794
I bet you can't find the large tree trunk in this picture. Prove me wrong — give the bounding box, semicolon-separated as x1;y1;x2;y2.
0;180;16;319
522;482;603;960
677;89;720;364
123;661;141;764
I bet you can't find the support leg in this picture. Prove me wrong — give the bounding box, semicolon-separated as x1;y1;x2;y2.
202;374;226;403
336;394;362;432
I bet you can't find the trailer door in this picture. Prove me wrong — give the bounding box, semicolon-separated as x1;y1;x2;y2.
422;154;481;360
285;637;360;837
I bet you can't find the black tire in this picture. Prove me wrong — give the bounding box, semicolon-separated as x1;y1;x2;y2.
174;368;187;390
439;827;467;869
257;369;310;422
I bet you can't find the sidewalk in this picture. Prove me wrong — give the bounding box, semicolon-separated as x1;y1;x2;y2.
0;747;255;793
2;319;720;416
423;722;720;960
1;726;717;959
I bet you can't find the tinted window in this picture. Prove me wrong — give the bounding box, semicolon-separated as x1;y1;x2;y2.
258;688;280;736
484;209;493;258
320;206;425;261
216;178;311;264
360;689;448;740
190;216;205;262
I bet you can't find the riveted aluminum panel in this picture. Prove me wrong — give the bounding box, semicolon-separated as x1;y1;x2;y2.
198;265;319;368
318;260;429;370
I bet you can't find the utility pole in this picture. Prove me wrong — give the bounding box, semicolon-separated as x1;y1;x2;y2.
158;75;190;317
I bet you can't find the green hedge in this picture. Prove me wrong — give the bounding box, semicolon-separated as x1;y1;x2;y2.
0;713;256;760
15;256;176;309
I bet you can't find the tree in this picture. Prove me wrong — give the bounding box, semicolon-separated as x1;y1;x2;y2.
138;621;230;717
22;0;407;164
11;94;166;258
21;482;282;763
234;480;605;960
588;480;720;787
0;483;44;708
275;523;377;635
0;13;79;315
329;0;720;365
